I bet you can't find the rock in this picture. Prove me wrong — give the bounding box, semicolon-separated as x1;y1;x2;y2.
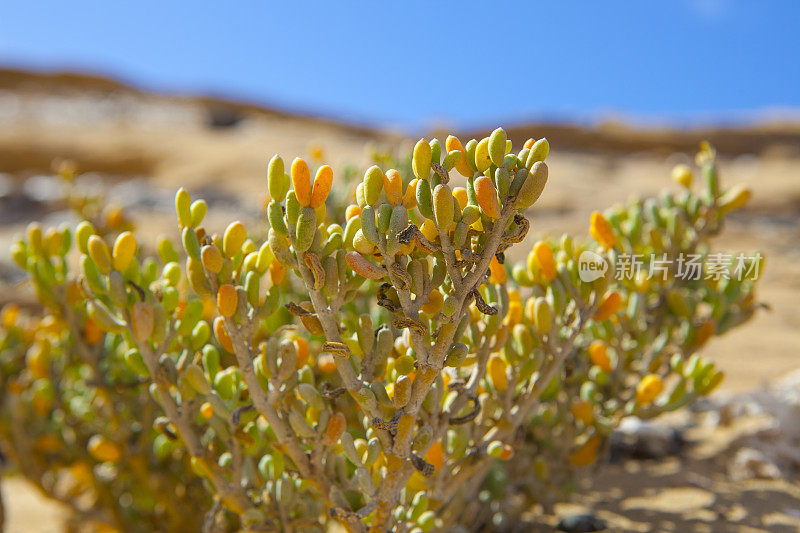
609;417;685;461
729;447;782;480
206;105;243;129
108;178;171;211
759;369;800;441
704;370;800;480
0;173;11;198
22;174;66;203
556;513;607;532
0;260;25;286
0;188;49;225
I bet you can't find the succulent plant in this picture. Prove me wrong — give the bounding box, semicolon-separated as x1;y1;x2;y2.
0;135;759;532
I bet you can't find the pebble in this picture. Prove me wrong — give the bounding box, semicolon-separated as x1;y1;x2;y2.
556;513;607;532
609;417;685;461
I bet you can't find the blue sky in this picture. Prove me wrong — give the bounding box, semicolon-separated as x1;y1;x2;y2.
1;1;798;130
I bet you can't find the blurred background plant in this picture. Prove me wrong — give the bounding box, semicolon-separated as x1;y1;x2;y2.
0;169;224;532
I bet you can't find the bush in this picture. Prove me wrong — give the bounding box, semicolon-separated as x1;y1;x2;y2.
470;146;759;524
0;133;759;532
0;167;216;532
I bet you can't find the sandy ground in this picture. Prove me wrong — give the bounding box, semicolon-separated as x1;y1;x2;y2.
0;70;798;531
1;477;70;533
539;415;800;532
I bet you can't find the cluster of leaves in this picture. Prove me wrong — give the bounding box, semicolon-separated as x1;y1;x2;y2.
0;134;758;532
0;165;214;533
476;147;759;523
0;304;215;532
